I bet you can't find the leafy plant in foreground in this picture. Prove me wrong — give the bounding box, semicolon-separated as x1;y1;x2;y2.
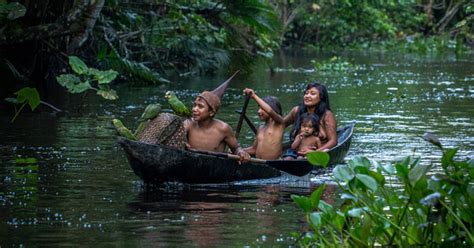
5;87;40;123
292;133;474;247
56;56;119;100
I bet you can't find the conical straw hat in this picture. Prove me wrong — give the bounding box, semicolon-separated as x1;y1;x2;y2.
198;71;239;113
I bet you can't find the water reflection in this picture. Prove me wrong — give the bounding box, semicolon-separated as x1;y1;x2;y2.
0;51;472;246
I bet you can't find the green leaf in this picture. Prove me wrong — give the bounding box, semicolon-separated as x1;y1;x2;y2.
15;157;37;164
368;170;385;186
97;89;118;100
310;184;326;209
395;163;409;181
333;212;345;231
407;226;420;245
441;148;457;168
309;212;322;228
89;68;118;84
348;207;364;218
333;165;355;182
306;151;330;167
56;74;81;88
341;193;357;202
69;56;89;75
0;2;26;20
71;81;91;93
408;163;431;187
318;200;333;214
355;174;378;191
56;74;91;93
14;87;40;111
348;156;371;169
291;195;312;213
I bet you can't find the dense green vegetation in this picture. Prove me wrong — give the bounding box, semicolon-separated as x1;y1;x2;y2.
292;133;474;247
0;0;472;103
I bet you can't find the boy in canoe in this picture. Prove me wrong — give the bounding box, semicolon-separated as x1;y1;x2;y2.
184;85;250;164
243;88;285;160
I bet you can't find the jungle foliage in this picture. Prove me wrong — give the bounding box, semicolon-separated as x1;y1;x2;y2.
284;0;473;52
0;0;472;102
292;133;474;247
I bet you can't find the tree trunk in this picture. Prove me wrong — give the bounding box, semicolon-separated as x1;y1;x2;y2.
67;0;105;53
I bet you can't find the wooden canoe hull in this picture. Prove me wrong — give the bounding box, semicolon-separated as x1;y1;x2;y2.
118;122;354;184
119;138;282;184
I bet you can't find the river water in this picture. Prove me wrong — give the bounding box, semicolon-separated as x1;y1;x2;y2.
1;51;473;247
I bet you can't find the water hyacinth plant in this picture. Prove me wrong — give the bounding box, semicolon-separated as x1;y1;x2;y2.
292;133;473;247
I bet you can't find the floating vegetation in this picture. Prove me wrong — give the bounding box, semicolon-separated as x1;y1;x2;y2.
311;56;365;72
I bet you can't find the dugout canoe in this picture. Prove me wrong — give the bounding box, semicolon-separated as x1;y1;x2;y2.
118;122;354;184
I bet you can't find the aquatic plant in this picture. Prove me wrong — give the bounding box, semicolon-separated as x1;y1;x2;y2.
292;133;474;247
311;56;363;72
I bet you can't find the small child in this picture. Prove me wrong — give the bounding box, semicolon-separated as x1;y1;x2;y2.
290;113;322;159
243;88;285;160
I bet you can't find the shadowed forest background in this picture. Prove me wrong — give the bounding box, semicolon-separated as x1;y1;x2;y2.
1;1;473;247
0;0;472;109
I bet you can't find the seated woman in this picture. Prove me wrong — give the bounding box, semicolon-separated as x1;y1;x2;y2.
283;83;337;159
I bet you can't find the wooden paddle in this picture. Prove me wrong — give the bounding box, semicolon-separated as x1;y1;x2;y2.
235;94;251;139
234;109;257;134
188;148;313;177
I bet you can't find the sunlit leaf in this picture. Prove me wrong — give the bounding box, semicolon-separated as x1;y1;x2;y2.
69;56;89;75
89;68;118;84
318;200;333;214
348;156;371;169
333;165;355;182
341;193;357;202
333;212;345;231
407;226;420;245
57;74;91;93
291;195;312;213
307;151;330;167
309;212;322;228
56;74;81;88
395;162;409;181
348;207;364;218
14;87;40;110
408;163;431;187
368;171;385;186
355;174;378;191
97;89;118;100
310;184;326;209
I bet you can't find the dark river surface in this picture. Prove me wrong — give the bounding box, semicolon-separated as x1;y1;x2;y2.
1;51;473;247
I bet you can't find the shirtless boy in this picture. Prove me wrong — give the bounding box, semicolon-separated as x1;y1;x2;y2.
243;88;285;160
183;90;250;163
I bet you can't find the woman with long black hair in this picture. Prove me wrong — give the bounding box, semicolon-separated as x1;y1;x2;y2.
284;83;337;153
